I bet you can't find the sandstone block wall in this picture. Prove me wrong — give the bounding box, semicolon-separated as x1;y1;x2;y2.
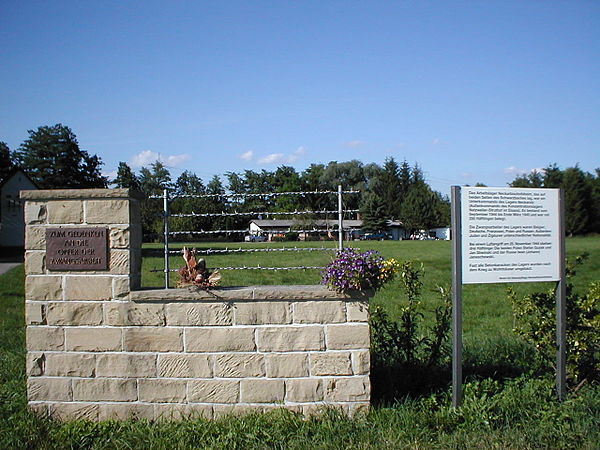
22;189;371;421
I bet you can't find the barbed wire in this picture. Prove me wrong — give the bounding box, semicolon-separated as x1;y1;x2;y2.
167;247;338;255
168;227;356;235
170;209;359;218
150;265;326;273
149;189;360;200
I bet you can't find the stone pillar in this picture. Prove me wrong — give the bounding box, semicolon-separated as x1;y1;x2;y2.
21;189;144;419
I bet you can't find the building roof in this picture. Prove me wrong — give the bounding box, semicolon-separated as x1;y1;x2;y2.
0;168;38;190
250;219;363;229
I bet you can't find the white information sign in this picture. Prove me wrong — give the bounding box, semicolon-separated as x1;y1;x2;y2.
461;187;560;284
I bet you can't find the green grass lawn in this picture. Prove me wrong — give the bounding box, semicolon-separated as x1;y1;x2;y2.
1;236;599;448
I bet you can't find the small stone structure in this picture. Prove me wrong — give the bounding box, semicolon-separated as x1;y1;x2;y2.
22;189;371;421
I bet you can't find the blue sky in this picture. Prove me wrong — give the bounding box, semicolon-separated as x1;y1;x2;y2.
1;1;598;194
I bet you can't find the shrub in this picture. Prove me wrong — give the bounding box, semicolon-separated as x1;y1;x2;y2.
370;261;452;401
508;253;600;387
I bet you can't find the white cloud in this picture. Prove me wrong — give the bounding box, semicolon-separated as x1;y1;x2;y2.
240;150;254;161
504;166;527;175
102;170;118;181
130;150;190;168
250;146;307;165
504;166;545;176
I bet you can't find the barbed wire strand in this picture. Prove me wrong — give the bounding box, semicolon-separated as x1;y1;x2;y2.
170;209;359;218
167;247;338;255
149;189;360;200
150;265;326;273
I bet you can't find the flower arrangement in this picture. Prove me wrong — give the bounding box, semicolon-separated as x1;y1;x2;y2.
321;248;400;292
177;247;221;288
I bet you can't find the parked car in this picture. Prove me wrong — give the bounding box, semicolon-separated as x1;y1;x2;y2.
360;232;392;241
244;234;267;242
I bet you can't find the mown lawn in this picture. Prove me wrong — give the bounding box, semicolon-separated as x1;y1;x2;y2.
1;236;599;448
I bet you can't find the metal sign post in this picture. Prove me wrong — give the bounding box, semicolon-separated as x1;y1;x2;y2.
451;186;463;408
451;186;566;407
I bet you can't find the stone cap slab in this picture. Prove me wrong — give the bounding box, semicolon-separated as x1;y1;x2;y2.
130;285;373;302
21;189;145;201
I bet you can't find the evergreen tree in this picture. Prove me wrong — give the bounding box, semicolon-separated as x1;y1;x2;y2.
563;166;593;236
379;157;402;219
399;184;438;235
113;162;140;190
15;124;107;188
360;189;390;234
138;160;172;241
0;142;14;181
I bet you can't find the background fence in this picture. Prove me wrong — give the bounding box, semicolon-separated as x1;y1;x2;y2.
150;185;360;288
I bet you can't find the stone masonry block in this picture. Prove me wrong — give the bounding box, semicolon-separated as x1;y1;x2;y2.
112;277;132;298
99;403;154;421
166;303;232;326
96;354;157;378
85;199;130;224
324;376;370;402
352;350;370;375
47;200;83;224
26;352;45;376
234;301;291;325
45;353;96;377
265;353;309;378
46;302;103;326
186;327;255;352
214;354;265;378
26;276;62;301
27;326;64;351
158;354;212;378
346;301;369;322
285;379;323;403
257;326;325;352
25;251;45;274
109;250;131;275
326;324;370;350
28;377;72;401
73;378;137;402
293;301;346;324
65;276;112;301
25;226;46;250
26;302;46;325
47;403;100;421
123;327;183;352
24;202;47;224
65;327;122;352
310;352;353;376
240;379;284;403
188;380;239;403
104;302;165;326
139;379;186;403
109;226;130;249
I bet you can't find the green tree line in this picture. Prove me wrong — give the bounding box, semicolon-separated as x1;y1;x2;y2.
4;124;598;240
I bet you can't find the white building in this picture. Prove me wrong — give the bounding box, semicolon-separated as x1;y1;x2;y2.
0;169;38;247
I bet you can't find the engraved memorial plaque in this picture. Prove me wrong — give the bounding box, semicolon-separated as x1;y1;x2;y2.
46;227;108;271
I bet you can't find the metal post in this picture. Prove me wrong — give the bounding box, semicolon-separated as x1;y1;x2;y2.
337;185;343;251
451;186;463;408
163;189;170;289
556;188;567;401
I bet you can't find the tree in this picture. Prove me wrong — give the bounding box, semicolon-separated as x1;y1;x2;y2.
138;160;172;241
113;162;140;190
0;141;14;181
563;166;593;236
15;124;107;188
360;190;390;234
399;185;438;235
